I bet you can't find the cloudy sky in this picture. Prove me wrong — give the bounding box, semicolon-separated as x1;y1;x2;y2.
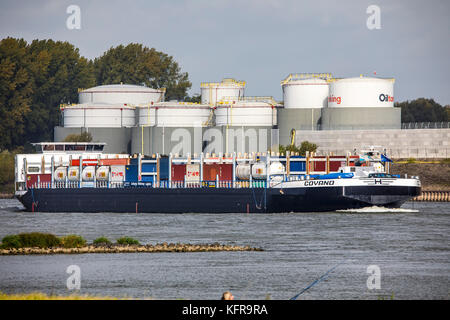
1;0;449;105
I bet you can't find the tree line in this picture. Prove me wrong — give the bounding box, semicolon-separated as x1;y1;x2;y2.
395;98;449;123
1;37;449;154
0;37;192;152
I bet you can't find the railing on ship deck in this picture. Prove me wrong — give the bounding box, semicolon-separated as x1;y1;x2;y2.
24;180;269;190
21;174;324;191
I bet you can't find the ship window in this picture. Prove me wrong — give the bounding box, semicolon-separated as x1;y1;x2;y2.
74;145;85;151
94;145;104;151
28;166;40;173
55;145;64;151
86;145;93;151
43;144;54;151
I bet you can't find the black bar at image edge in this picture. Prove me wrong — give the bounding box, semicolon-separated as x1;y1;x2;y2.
1;300;446;319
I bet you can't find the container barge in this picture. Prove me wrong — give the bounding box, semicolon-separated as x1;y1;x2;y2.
14;143;421;213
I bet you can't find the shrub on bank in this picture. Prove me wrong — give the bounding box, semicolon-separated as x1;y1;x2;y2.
1;235;22;249
93;237;112;246
116;237;140;245
407;157;416;163
18;232;61;248
60;235;86;248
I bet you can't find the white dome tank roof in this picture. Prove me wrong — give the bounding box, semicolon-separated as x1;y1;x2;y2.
79;83;165;105
81;84;162;92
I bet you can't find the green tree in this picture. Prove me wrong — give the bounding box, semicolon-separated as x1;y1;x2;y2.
184;94;202;103
279;141;318;156
24;39;95;144
93;43;191;100
63;132;93;142
0;38;33;151
396;98;448;123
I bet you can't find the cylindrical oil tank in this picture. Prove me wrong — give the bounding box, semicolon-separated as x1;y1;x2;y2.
138;105;157;126
54;167;67;181
328;77;395;108
235;164;251;180
282;78;329;109
215;101;276;127
82;166;95;181
155;102;212;127
96;166;109;181
79;84;165;105
251;162;267;180
269;161;285;175
68;166;79;181
62;104;136;128
200;78;245;105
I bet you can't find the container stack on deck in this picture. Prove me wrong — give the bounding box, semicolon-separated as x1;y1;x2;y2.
19;149;361;191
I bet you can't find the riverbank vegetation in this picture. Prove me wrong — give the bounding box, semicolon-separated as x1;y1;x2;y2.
0;232;262;255
0;291;122;300
390;161;450;191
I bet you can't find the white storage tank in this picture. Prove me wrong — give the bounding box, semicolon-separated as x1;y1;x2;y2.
200;78;245;105
328;76;395;108
82;166;95;181
68;166;79;181
154;102;212;127
235;164;251;180
79;84;165;105
215;101;276;127
269;161;285;175
62;104;136;128
251;163;267;180
138;105;157;126
96;166;109;181
54;167;67;181
282;78;329;109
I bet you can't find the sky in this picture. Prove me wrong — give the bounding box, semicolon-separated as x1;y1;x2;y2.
1;0;449;105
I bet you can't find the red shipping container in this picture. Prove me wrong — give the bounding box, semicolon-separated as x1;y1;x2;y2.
329;161;345;172
70;159;98;166
171;164;186;182
99;158;129;166
312;157;326;172
203;164;232;181
26;174;52;188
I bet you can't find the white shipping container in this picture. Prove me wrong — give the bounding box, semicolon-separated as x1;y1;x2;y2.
186;164;200;182
110;165;126;182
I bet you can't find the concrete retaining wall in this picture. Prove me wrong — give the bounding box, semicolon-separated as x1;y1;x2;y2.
294;128;450;158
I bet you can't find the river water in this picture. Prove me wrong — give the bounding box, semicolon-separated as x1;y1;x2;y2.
0;199;448;300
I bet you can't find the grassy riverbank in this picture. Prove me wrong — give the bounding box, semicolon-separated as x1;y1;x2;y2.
0;292;124;300
0;232;263;255
390;162;450;191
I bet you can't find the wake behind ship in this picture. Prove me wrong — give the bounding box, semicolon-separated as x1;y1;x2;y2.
14;143;421;213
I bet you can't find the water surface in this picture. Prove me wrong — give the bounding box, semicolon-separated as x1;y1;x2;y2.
0;199;448;300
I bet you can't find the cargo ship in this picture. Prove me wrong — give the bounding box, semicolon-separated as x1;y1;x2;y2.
14;143;421;213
